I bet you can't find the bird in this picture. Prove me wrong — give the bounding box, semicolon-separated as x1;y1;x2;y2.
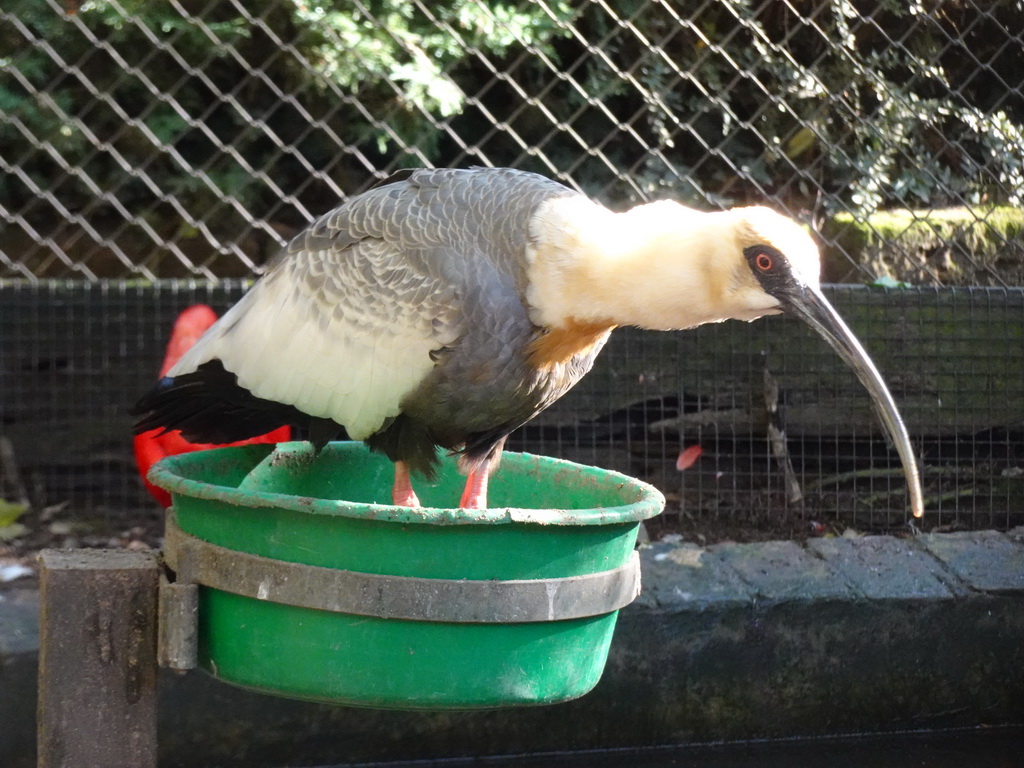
133;304;291;507
133;167;923;516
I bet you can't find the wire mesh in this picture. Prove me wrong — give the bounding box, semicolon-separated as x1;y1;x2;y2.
0;2;1022;536
2;1;1022;282
2;281;1022;537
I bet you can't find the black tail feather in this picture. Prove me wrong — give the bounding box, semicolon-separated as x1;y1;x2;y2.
132;359;312;444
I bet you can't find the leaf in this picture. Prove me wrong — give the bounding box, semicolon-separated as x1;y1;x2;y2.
0;499;28;527
785;126;816;160
676;444;703;471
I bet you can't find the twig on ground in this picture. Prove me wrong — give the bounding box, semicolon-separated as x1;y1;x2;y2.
763;367;802;505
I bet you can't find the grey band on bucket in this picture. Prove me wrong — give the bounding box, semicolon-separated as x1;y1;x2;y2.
163;513;640;623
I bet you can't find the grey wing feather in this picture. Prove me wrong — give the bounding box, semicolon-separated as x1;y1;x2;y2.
168;168;578;442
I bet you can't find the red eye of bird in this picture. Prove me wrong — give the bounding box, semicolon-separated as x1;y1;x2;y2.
755;252;773;271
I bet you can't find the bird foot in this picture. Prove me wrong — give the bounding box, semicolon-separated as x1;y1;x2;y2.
459;490;487;509
392;487;421;507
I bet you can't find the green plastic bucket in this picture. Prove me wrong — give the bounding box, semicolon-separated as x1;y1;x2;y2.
149;441;664;709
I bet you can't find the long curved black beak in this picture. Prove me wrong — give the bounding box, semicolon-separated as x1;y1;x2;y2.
784;286;924;518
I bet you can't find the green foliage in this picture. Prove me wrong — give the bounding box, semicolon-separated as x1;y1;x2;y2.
1;0;1021;280
554;0;1024;214
0;0;573;242
823;34;1024;216
0;498;27;527
824;206;1024;285
288;0;571;154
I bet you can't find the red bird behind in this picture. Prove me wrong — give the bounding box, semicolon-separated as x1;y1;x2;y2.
133;305;291;507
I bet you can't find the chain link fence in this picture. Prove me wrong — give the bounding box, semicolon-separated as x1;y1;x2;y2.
1;1;1023;537
3;0;1023;283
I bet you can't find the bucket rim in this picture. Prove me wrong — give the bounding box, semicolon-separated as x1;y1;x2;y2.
148;442;666;526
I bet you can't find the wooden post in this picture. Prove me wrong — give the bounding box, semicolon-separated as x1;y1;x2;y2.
37;549;160;768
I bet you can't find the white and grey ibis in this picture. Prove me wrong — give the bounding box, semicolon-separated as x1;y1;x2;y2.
133;167;924;516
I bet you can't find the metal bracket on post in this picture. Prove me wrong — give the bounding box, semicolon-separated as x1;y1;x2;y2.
158;573;198;670
155;506;641;673
162;512;641;624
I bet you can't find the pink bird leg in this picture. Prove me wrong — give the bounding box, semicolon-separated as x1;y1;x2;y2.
459;466;490;509
393;457;494;509
392;461;421;507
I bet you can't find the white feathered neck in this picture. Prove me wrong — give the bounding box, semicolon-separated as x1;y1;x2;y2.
524;196;821;332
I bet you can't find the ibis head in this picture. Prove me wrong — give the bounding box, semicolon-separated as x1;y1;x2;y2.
529;198;924;518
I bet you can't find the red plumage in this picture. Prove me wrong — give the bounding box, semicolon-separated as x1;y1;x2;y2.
133;305;291;507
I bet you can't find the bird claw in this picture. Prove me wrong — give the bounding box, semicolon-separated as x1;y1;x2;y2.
392;488;421;507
